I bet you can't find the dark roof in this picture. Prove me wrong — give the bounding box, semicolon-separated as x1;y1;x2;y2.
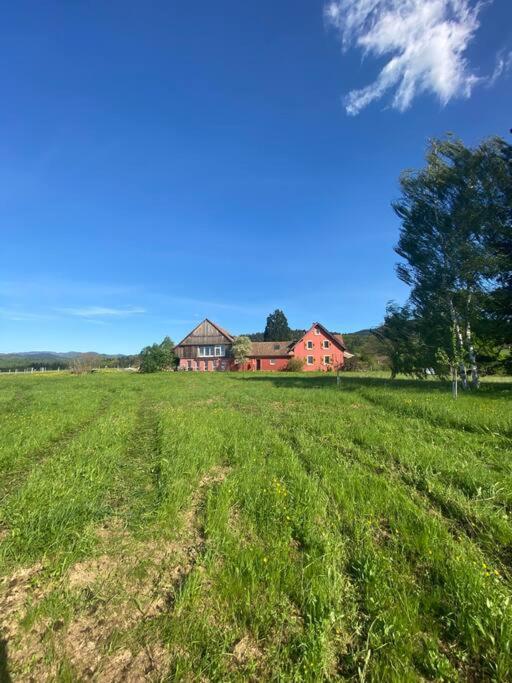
332;334;346;350
249;341;293;357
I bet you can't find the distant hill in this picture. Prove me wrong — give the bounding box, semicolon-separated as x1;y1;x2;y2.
3;351;100;359
342;327;390;369
0;351;135;371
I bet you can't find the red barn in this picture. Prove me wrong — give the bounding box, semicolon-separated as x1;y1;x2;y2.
174;319;349;372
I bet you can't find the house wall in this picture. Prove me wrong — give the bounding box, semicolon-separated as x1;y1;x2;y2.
178;357;234;371
291;325;344;371
242;357;289;371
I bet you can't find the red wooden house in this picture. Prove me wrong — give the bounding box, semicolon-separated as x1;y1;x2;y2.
175;319;350;371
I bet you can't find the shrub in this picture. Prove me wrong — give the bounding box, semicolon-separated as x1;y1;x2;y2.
284;357;305;372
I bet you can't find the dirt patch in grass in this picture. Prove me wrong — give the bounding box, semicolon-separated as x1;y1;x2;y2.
99;645;168;683
232;634;264;665
0;562;58;681
1;465;230;681
0;562;46;641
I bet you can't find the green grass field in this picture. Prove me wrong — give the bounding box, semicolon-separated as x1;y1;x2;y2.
1;372;511;681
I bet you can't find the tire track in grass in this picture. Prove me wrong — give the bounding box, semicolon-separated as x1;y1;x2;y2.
276;406;512;567
0;465;230;681
269;437;416;680
221;418;357;680
263;387;512;567
63;465;230;682
320;430;512;572
0;392;116;506
359;389;512;440
332;435;512;570
275;424;512;679
105;397;163;524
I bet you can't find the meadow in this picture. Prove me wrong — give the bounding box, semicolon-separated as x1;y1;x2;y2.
1;371;511;681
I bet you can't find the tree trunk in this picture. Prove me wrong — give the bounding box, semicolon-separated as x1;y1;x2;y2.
454;319;468;389
451;365;458;399
449;300;468;389
466;320;480;390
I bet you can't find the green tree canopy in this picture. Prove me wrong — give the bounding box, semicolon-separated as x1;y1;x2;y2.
263;309;292;341
374;303;428;379
232;336;252;367
139;337;177;373
392;134;512;386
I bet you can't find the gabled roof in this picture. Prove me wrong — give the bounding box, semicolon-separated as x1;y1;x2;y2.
207;320;234;342
249;341;293;357
290;323;347;352
175;319;234;348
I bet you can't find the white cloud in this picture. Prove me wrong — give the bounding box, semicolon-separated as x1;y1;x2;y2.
60;306;146;318
325;0;484;114
488;49;512;86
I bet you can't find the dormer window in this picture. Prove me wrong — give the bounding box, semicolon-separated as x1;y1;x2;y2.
273;344;280;350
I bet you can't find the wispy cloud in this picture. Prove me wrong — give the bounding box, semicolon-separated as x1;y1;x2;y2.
488;48;512;87
0;308;57;322
325;0;488;115
59;306;146;318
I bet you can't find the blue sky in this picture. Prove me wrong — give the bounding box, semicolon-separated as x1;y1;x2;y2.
1;0;511;353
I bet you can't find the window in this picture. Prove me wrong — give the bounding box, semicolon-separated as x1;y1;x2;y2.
307;356;314;365
269;359;275;365
314;328;321;335
198;346;221;357
323;355;331;365
322;340;330;349
273;344;281;350
306;340;313;349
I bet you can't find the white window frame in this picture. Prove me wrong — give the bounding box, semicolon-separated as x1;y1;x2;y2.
323;355;331;365
198;346;215;357
269;359;275;365
322;340;330;349
214;345;223;357
307;355;314;365
314;328;321;335
306;340;314;349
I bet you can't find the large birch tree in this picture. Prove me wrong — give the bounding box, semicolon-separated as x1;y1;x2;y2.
393;135;511;389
